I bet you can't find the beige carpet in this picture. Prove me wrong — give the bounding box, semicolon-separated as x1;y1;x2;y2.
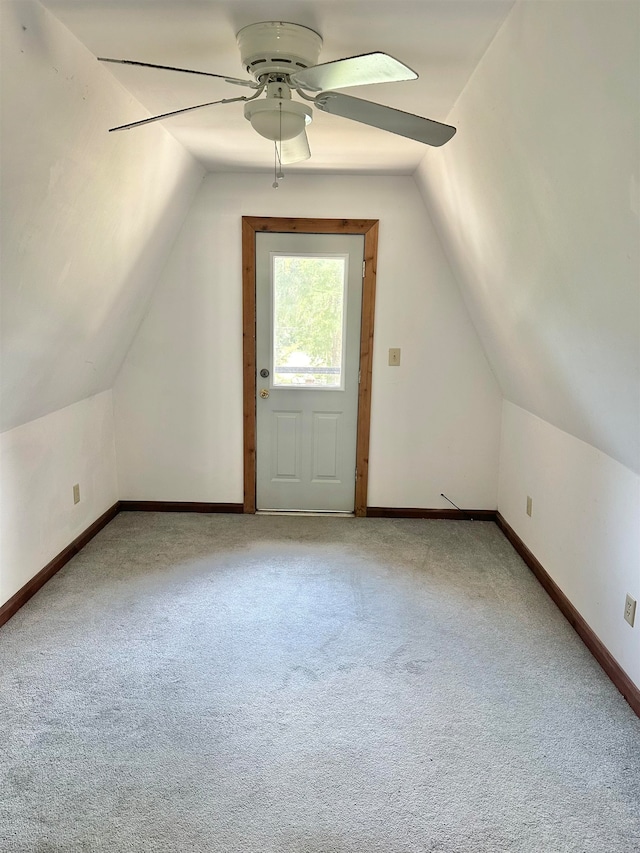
1;513;639;852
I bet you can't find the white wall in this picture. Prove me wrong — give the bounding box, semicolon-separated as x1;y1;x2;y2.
414;0;640;690
1;0;204;605
415;0;639;474
0;0;204;433
499;402;640;689
0;391;118;607
114;173;502;508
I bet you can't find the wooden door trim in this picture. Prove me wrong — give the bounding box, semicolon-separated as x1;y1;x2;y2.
242;216;379;517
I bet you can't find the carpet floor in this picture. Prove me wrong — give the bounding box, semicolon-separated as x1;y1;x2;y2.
1;513;639;852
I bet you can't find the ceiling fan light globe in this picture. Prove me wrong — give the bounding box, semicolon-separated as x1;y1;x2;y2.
250;111;304;141
244;99;312;142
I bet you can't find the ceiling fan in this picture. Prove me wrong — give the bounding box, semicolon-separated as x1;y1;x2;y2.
99;21;456;169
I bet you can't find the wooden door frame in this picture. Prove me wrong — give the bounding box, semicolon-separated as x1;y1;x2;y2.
242;216;379;517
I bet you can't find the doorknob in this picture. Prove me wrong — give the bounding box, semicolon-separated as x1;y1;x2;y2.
259;389;270;399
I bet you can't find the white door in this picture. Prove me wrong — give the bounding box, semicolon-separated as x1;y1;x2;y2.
255;232;364;511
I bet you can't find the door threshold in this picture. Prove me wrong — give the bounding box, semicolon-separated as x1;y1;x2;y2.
256;510;355;518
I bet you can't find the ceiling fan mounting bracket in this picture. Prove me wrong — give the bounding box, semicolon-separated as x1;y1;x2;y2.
236;22;323;82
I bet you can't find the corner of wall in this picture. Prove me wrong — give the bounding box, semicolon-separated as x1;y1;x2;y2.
498;401;640;691
0;391;119;607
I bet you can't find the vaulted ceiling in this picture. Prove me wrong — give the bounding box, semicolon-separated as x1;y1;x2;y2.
2;0;638;478
40;0;514;173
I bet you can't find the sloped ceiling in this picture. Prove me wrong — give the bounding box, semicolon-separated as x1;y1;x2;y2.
2;0;516;436
39;0;515;173
415;0;640;473
4;0;636;483
1;0;204;432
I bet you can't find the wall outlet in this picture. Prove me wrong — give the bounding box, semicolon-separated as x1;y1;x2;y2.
624;594;637;627
526;495;533;517
388;348;401;366
73;483;80;505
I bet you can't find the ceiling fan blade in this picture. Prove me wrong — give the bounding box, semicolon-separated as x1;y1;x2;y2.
108;96;247;132
290;52;417;93
280;130;311;165
315;91;456;147
98;57;259;88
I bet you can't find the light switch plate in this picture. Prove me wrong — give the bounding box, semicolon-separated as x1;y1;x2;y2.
388;348;401;366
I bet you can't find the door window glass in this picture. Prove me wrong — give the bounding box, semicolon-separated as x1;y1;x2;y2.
272;254;347;388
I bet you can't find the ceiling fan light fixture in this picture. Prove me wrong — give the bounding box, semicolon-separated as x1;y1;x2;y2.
244;99;312;141
104;20;457;153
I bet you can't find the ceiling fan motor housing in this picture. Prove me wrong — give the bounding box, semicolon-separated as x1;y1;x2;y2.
237;21;323;81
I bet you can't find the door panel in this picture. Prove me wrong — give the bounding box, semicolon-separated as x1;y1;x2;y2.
312;412;341;481
256;232;364;511
271;411;301;480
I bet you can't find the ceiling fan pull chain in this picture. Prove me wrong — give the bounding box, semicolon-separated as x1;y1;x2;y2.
277;105;285;181
272;103;285;189
273;141;279;189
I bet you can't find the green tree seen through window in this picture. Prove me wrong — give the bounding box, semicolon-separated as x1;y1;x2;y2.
273;255;346;386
